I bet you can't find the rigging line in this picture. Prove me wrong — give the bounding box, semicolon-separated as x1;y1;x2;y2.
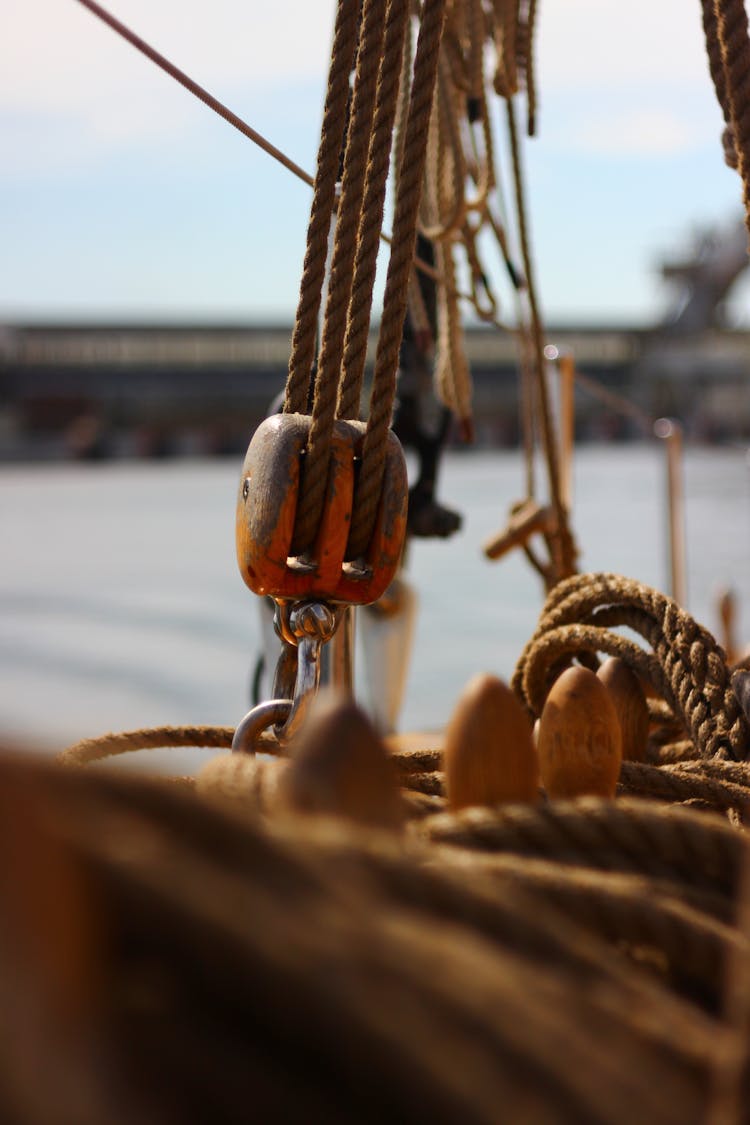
75;0;515;340
75;0;314;188
76;8;523;355
570;368;655;433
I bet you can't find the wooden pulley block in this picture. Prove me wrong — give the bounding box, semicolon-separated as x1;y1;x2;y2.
236;413;408;605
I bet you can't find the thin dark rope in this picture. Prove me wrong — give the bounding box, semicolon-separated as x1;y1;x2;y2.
75;0;314;188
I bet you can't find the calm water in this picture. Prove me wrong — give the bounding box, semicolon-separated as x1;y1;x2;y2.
1;445;749;769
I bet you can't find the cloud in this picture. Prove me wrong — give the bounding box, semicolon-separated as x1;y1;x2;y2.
3;0;720;167
1;1;334;137
2;0;335;171
538;0;713;92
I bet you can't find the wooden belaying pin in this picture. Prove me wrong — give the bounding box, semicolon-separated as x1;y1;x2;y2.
444;674;539;811
537;666;622;799
596;657;649;762
718;586;740;666
278;689;404;830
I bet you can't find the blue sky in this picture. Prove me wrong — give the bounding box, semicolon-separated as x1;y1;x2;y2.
2;0;747;326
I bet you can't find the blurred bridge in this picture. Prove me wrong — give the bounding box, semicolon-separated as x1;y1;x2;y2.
1;320;748;459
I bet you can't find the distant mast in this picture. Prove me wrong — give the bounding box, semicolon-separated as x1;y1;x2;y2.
659;216;749;332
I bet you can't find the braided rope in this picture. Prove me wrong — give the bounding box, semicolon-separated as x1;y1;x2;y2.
414;797;742;899
336;0;413;423
436;847;745;1004
700;0;740;168
523;0;538;136
420;54;467;240
10;744;744;1121
398;757;750;825
714;0;750;237
291;0;388;551
438;849;735;924
672;757;750;789
512;573;750;761
618;761;750;819
434;238;474;422
347;0;448;558
491;0;519;96
648;740;704;766
284;0;359;416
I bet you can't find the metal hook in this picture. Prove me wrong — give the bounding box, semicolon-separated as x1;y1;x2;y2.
233;600;340;754
232;698;292;754
275;601;339;740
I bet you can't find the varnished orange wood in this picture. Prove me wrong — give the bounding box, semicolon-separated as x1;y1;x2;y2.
236;414;407;604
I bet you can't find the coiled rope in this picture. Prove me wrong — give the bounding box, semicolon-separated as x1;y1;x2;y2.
513;572;750;761
6;739;746;1123
49;560;750;1122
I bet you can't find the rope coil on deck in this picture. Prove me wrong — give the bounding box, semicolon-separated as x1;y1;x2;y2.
513;572;750;761
39;562;750;1122
10;726;748;1123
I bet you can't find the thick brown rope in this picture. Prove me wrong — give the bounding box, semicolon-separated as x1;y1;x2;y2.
522;0;539;136
284;0;359;417
701;0;740;168
347;0;449;559
672;758;750;789
513;573;750;760
436;847;746;1006
437;849;735;926
618;761;750;820
291;0;388;552
415;797;742;900
13;752;728;1124
714;0;750;238
50;749;746;1024
50;702;750;1118
648;740;705;766
492;0;519;96
336;0;414;423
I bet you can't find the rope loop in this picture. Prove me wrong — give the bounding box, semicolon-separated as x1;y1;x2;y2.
512;572;750;761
